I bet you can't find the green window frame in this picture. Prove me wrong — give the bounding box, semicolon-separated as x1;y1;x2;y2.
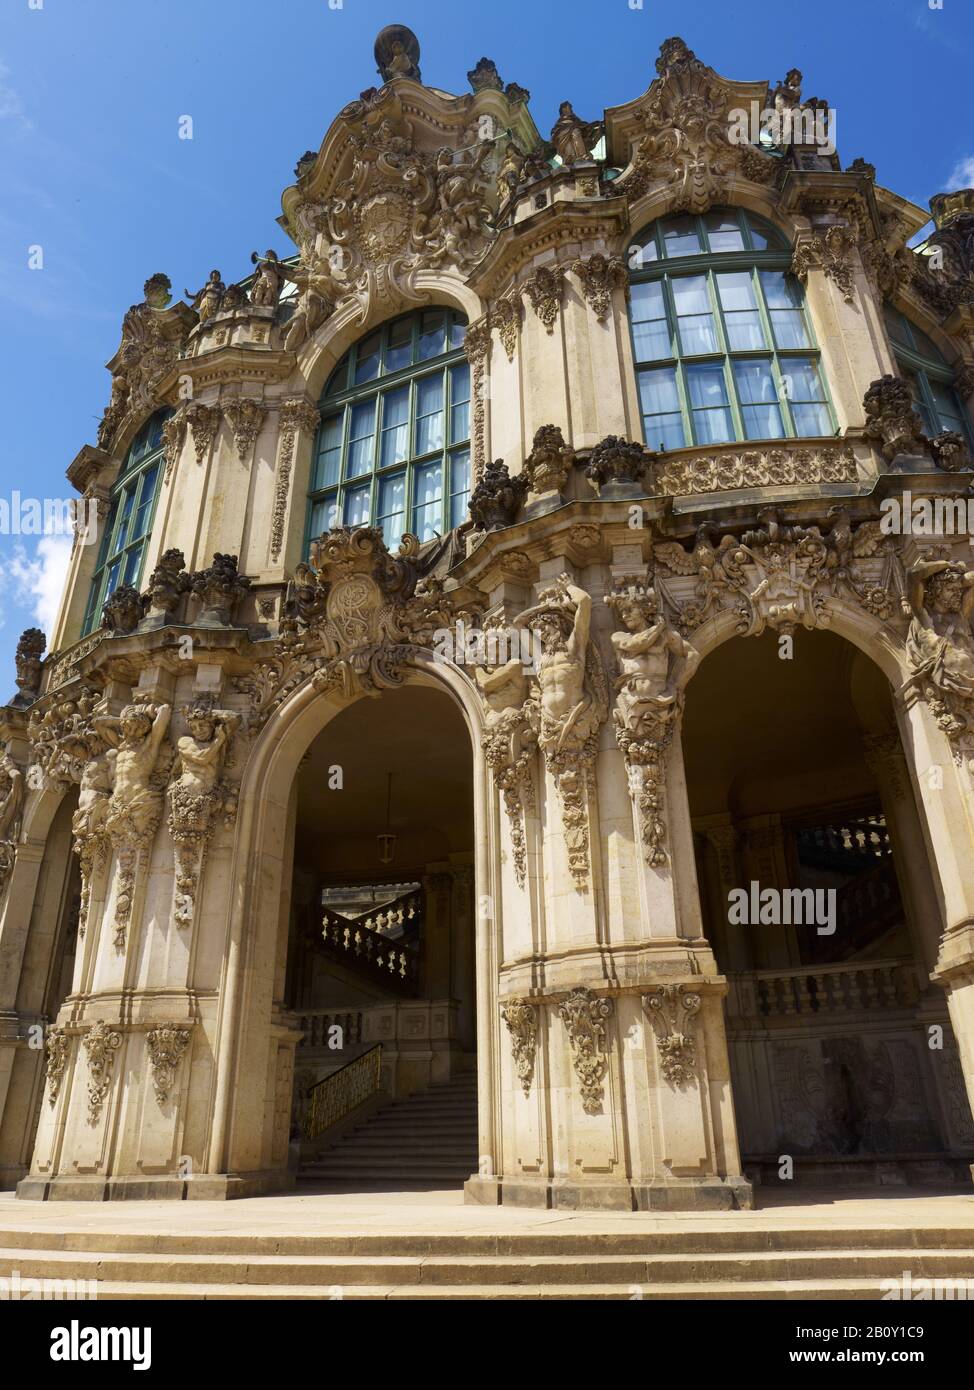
81;410;168;636
306;308;471;552
628;209;837;451
883;303;973;445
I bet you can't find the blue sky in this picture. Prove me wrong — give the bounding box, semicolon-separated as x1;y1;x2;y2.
0;0;971;693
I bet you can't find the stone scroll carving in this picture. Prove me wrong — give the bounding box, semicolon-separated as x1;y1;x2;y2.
94;701;172;950
146;1024;192;1105
643;984;701;1087
558;986;613;1114
222;397;267;463
167;701;240;930
572;254;627;322
44;1027;70;1107
501;999;538;1096
514;576;608;890
604;578;700;867
83;1020;122;1122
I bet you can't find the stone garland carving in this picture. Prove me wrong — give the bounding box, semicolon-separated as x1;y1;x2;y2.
270;399;320;563
791;225;857;304
183;400;221;464
0;744;24;901
145;1024;192;1104
94;701;172;949
654;443;857;498
237;527;467;730
167;700;240;929
571;254;628;323
500;999;538;1095
474;626;538;888
643;985;701;1087
162;411;188;482
520;266;566;334
621;38;777;210
523;424;575;499
288;116;495;322
44;1027;70;1107
463;318;491;484
604;578;700;867
558;986;613;1114
13;628;45;706
468;460;527;531
222;397;267;463
513;576;608;889
905;553;974;769
97;274;190;453
83;1020;122;1122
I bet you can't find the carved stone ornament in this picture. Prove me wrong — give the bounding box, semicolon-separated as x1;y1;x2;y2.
184;400;221;464
69;717;115;938
863;376;930;462
792;225;857;304
500;999;538;1095
237;527;469;729
13;627;45;706
585;435;647;495
643;984;702;1087
523;423;575;498
27;686;102;792
905;553;974;769
558;986;613;1114
619;37;777;210
514;576;608;889
463;320;491;482
191;553;251;626
474;622;539;888
468;459;528;531
520;266;566;333
929;430;972;473
0;743;24;901
97;274;191;453
162;411;188;482
94;700;172;949
490;293;521;362
83;1020;122;1122
145;1024;192;1104
468;57;503;92
572;254;628;322
44;1027;70;1107
222;397;267;462
142;548;190;626
271;399;320;563
102;583;145;635
604;577;700;866
654;442;857;497
167;698;240;930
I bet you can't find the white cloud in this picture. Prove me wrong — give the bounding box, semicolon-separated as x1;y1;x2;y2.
0;535;73;637
946;155;974;191
0;60;30;131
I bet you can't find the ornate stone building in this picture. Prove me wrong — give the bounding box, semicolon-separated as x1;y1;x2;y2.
2;27;974;1212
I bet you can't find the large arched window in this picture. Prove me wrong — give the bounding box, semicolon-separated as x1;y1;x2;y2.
883;303;972;443
628;209;835;450
306;308;470;551
81;409;168;635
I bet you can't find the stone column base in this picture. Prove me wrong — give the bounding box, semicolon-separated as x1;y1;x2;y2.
464;1173;753;1212
16;1169;296;1202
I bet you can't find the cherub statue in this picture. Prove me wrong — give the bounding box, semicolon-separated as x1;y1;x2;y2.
276;254;342;351
495;139;525;202
550;101;602;165
249;249;285;308
185;270;225;323
773;69;803;115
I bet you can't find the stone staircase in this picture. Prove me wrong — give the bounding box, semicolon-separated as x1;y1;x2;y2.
2;1214;974;1299
301;1071;478;1190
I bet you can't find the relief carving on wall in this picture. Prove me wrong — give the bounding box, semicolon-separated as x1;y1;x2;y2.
167;699;240;930
146;1024;192;1104
44;1027;70;1107
642;984;701;1087
905;552;974;768
513;576;608;890
558;986;613;1114
501;998;538;1096
83;1020;122;1123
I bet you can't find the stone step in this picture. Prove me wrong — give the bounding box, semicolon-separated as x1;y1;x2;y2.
3;1245;974;1288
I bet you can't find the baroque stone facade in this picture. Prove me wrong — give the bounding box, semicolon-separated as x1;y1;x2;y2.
1;27;974;1214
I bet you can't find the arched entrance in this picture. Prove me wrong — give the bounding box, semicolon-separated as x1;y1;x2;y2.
682;628;974;1187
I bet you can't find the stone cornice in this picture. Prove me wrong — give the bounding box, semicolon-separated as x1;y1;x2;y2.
66;443;117;496
471;197;630;299
155;346;295;398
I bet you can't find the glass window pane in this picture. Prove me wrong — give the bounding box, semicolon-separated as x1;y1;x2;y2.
733;361;784;439
782;357;826;402
123;544;143;586
133;465;158;538
791;402;833;436
310;495;338;536
379;387;409;469
449;317;467;350
385;317;413;373
631;279;666;322
418;310;446;360
105;560;122;597
760;270;802;310
354;332;381;384
673;275;717;353
768;310;809;350
324;356;350;397
705;213;745;253
716;271;757;314
347;401;376;477
883;305;911;350
686;363;733;443
415;375;444;454
450;362;470;443
314;414;343;489
638;367;685;450
662;216;702;257
377;471;406;550
929;378;965;431
630;232;659;268
450;449;471;528
343;483;371;527
632;318;672;362
746;216;770;250
413;460;443;539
